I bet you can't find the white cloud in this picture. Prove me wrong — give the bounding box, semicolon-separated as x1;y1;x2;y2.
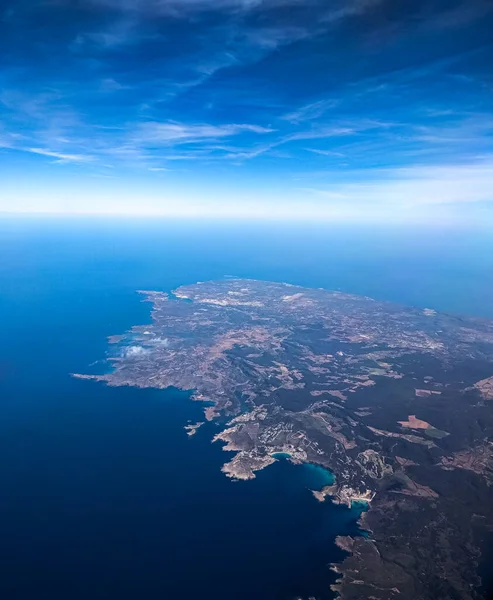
133;121;273;145
302;158;493;208
124;345;149;357
100;78;128;92
26;148;94;163
305;148;346;157
286;126;356;142
281;99;339;124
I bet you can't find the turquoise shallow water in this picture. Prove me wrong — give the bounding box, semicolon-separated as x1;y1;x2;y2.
0;218;492;600
298;463;336;488
271;456;335;488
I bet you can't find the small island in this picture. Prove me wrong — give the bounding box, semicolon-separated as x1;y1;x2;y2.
184;421;204;437
75;279;493;600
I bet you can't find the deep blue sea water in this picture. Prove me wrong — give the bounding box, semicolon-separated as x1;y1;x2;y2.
1;218;492;600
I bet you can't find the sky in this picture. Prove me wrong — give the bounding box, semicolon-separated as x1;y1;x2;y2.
1;0;493;222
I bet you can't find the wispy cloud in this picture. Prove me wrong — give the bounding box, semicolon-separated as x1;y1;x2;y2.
131;121;274;145
305;148;346;157
301;158;493;208
25;148;94;163
1;0;493;222
281;99;339;124
86;0;357;18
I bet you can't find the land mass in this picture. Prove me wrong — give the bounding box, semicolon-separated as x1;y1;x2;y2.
75;279;493;600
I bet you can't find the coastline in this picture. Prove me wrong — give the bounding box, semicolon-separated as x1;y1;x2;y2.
73;279;493;600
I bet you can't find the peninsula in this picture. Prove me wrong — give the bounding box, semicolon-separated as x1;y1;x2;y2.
75;279;493;600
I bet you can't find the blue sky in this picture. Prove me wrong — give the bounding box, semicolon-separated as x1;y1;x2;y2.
1;0;493;222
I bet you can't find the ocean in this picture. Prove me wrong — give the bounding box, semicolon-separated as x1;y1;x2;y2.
1;217;492;600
